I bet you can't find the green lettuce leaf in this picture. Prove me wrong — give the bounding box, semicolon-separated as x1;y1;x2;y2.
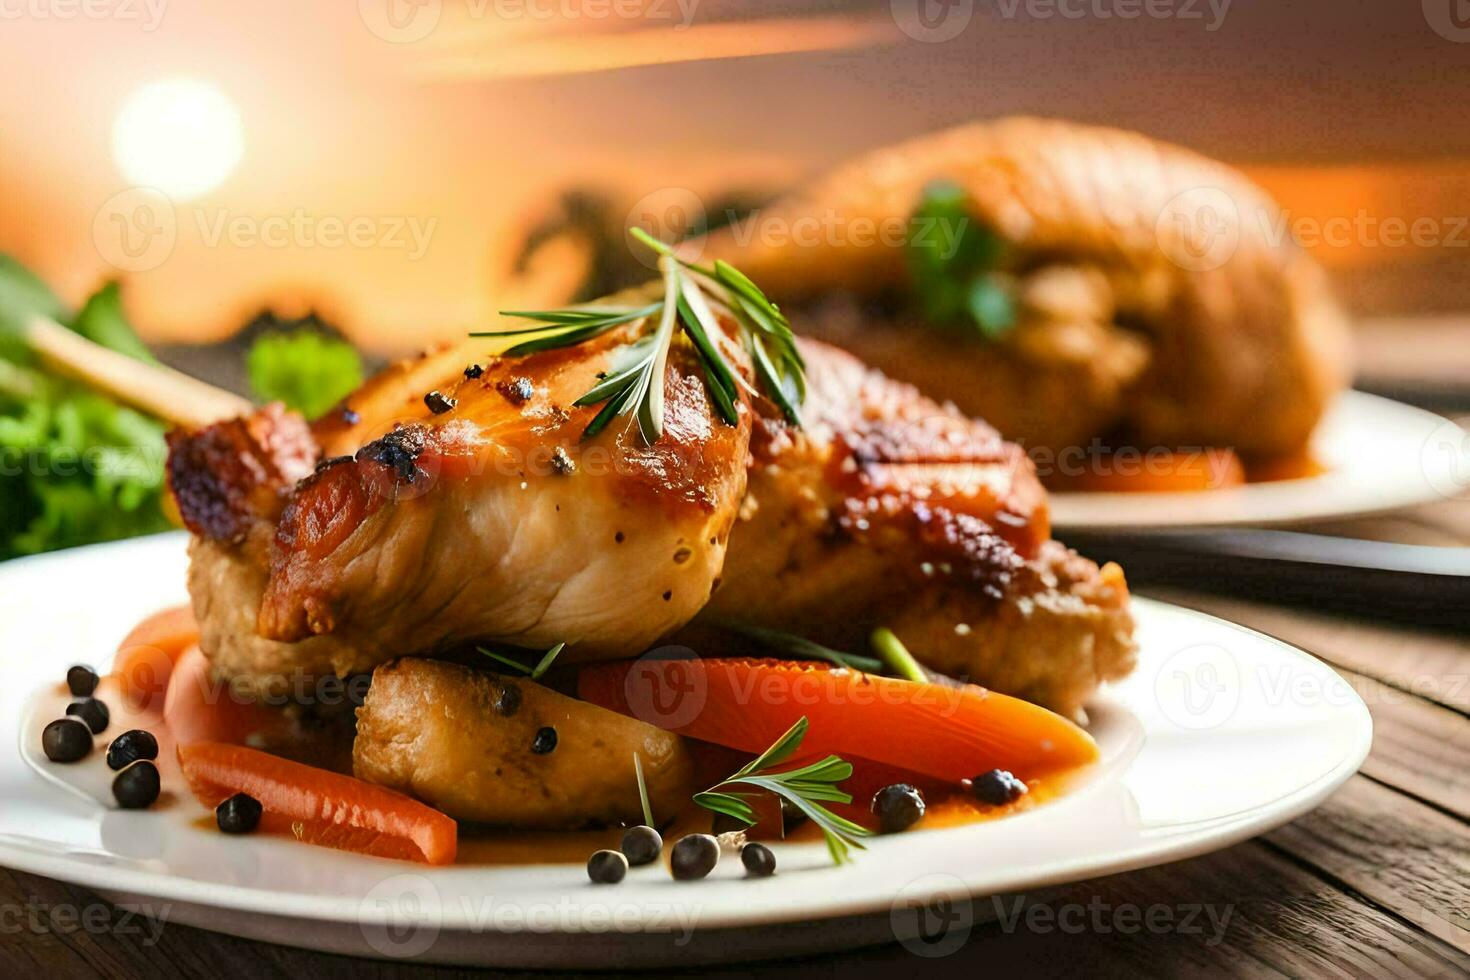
246;329;364;420
0;260;170;560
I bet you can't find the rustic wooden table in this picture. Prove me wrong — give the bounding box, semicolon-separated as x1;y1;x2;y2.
2;419;1466;979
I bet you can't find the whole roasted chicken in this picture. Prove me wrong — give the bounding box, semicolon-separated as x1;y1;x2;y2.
696;117;1353;461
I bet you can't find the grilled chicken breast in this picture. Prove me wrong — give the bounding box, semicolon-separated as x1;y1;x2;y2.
170;305;753;694
694;339;1136;719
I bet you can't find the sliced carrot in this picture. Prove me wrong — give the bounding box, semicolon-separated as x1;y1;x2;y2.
178;742;457;865
113;605;199;709
578;658;1097;782
1057;448;1245;493
163;646;281;747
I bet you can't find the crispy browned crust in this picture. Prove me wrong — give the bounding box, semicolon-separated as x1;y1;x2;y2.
700;339;1135;719
165;403;317;544
170;289;756;683
256;319;752;645
761;335;1052;563
700;117;1353;456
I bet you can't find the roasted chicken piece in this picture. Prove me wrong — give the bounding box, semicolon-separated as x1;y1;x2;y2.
691;339;1136;719
355;658;692;827
170;298;752;695
167;280;1133;717
695;117;1352;461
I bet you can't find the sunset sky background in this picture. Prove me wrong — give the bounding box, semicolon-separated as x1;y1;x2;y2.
0;0;1465;355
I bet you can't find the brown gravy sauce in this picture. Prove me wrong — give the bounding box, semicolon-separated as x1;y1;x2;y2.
31;662;1091;868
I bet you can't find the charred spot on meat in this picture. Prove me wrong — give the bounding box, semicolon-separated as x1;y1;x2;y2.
497;377;535;404
354;424;428;483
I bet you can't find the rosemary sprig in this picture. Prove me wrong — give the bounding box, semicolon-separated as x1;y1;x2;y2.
478;303;662;355
722;622;885;673
480;230;805;443
692;717;871;865
476;641;566;680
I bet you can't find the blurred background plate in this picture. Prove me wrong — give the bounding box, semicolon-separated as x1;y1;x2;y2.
1049;391;1467;531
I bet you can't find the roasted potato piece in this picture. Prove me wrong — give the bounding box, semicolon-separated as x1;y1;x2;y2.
354;658;692;828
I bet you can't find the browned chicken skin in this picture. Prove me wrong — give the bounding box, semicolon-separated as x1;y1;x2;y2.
694;340;1135;719
167;292;1134;719
697;117;1352;460
170;304;753;695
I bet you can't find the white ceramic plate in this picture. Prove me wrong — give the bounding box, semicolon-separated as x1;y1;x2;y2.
1050;391;1467;530
0;534;1370;968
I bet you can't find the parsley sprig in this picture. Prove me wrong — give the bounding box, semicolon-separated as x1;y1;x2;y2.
693;717;871;865
906;181;1016;340
473;229;804;443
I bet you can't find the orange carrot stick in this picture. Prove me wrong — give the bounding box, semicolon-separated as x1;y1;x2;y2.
578;658;1097;782
163;646;281;747
113;605;199;709
178;742;457;865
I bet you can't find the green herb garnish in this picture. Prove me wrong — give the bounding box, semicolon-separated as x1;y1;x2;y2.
246;328;364;421
476;641;566;680
906;181;1016;340
869;627;928;683
0;260;171;559
693;717;870;865
723;622;885;673
633;752;655;827
474;229;804;443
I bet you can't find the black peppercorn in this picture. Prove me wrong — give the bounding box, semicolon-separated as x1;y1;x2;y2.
621;825;662;866
497;377;534;404
463;363;484;379
671;834;720;880
66;664;99;698
216;793;263;834
112;761;161;809
531;726;558;754
587;849;628;884
66;697;109;735
106;730;159;771
740;842;777;877
971;769;1028;806
871;783;926;834
424;390;457;414
42;718;92;763
494;683;522;717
